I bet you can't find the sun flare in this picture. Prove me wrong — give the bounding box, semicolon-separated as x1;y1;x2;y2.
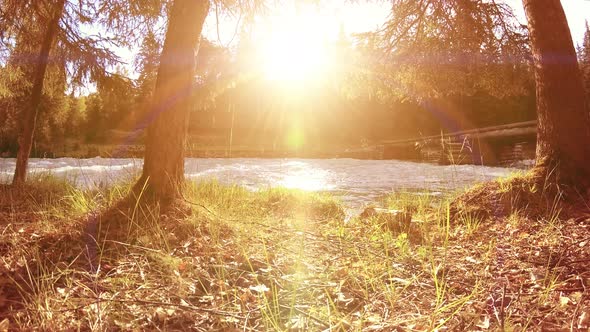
256;9;331;82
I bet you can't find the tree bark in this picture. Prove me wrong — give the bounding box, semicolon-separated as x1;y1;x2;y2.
12;0;66;185
137;0;210;202
522;0;590;189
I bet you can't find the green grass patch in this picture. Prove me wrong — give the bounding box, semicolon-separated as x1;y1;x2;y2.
0;175;587;330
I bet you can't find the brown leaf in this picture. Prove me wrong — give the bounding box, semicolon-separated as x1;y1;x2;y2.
578;311;590;329
476;315;490;329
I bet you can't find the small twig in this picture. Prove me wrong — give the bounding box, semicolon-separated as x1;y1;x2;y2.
68;296;246;319
566;258;590;264
557;235;590;256
279;304;330;329
555;287;585;292
103;240;161;253
569;277;587;331
500;283;506;331
181;196;217;217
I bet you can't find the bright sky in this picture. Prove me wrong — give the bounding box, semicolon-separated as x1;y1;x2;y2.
198;0;590;85
563;1;590;44
111;0;590;82
506;0;590;45
202;1;389;45
202;0;590;47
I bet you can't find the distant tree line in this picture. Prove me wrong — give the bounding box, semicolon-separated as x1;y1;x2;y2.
0;22;545;156
2;4;589;159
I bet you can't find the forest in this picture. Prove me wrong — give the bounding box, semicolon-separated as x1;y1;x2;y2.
2;0;567;159
1;0;590;330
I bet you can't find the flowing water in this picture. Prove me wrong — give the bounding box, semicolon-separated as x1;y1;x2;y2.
0;158;520;209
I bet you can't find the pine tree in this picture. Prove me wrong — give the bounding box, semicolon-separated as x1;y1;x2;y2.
11;0;67;181
366;0;532;99
64;95;85;138
84;93;105;142
579;21;590;104
0;0;162;184
134;31;162;130
522;0;590;189
136;0;210;204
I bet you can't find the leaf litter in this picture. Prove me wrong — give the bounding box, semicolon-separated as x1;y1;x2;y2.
0;180;589;330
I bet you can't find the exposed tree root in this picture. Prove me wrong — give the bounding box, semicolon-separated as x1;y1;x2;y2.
450;168;590;223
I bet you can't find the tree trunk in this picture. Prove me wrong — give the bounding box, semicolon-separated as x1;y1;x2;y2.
522;0;590;189
12;0;66;185
137;0;210;203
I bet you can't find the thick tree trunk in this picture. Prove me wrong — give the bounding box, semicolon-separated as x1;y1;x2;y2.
137;0;210;202
523;0;590;189
12;0;66;185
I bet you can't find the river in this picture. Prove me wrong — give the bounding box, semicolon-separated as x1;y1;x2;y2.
0;158;521;208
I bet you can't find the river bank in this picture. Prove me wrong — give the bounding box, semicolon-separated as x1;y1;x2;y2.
1;137;535;168
0;141;379;160
0;176;588;330
0;158;518;210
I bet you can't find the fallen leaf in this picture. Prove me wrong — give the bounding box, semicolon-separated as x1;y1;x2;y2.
178;261;186;271
578;311;589;329
388;277;411;286
559;296;569;307
476;315;490;329
249;284;269;293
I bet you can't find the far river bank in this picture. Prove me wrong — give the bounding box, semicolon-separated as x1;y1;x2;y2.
0;157;524;211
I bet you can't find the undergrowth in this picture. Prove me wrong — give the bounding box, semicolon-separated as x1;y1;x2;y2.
0;175;589;331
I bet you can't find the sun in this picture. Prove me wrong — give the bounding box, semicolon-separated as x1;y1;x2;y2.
261;33;327;82
255;9;331;82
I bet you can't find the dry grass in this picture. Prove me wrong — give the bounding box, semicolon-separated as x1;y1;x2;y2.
0;175;589;331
